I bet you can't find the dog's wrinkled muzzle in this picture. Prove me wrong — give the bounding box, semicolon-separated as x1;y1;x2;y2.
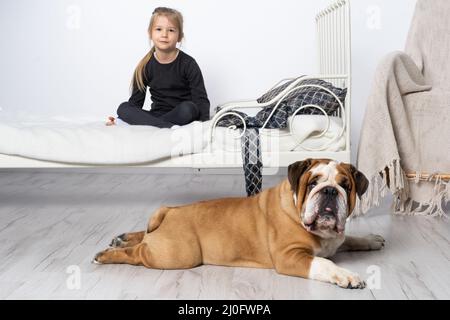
302;186;347;235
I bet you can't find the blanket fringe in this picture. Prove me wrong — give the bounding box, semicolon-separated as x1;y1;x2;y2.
355;159;449;218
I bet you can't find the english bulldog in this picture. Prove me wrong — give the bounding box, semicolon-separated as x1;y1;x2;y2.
93;159;385;289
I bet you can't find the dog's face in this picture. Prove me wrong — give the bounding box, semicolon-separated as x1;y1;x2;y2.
288;159;369;239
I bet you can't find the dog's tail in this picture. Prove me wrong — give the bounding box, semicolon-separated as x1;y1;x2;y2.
146;206;170;233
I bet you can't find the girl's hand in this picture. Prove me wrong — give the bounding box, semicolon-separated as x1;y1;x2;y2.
106;116;116;126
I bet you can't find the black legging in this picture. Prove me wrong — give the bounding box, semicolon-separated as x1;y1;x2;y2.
117;101;200;128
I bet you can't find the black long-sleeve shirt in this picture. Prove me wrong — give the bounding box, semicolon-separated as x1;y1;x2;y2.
129;50;210;121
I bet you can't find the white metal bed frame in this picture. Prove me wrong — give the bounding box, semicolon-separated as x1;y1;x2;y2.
0;0;351;170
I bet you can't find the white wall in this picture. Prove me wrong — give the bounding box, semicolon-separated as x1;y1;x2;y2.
0;0;417;162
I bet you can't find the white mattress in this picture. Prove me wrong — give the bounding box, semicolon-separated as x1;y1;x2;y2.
0;115;345;164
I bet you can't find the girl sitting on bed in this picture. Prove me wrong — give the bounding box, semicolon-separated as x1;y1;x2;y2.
106;7;210;128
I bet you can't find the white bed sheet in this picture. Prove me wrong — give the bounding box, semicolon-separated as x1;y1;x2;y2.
0;115;345;164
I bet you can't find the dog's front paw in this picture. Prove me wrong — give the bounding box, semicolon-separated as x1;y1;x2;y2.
365;234;385;250
332;268;366;289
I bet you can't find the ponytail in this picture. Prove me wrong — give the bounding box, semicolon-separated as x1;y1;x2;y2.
131;46;155;93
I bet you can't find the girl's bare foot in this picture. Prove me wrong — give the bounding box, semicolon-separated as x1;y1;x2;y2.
106;116;116;126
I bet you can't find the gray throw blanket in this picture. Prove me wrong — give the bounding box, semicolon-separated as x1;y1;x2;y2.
357;0;450;217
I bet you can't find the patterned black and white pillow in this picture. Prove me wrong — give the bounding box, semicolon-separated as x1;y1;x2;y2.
256;78;300;104
258;78;346;115
287;79;347;115
215;78;347;129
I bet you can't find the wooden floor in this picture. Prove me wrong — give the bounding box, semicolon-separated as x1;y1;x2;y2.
0;170;449;300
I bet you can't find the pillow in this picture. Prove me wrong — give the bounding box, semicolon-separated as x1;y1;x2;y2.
254;79;347;129
256;78;299;104
216;78;347;129
287;79;347;115
258;78;346;113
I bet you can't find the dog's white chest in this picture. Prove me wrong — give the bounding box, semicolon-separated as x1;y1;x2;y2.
316;236;345;258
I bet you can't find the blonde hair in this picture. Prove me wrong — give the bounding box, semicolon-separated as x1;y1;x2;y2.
132;7;184;92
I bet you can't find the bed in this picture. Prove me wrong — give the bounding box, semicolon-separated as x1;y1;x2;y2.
0;0;351;172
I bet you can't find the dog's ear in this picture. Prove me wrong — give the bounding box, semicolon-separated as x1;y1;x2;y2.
288;159;313;194
345;164;369;199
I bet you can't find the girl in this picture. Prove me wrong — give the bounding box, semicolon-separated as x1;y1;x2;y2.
107;7;210;128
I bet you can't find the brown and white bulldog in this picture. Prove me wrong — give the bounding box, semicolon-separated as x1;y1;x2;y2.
93;159;385;289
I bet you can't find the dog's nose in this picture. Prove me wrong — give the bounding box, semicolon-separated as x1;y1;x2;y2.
322;187;338;196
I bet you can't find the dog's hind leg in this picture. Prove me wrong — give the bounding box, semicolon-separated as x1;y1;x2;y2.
108;206;171;249
110;231;145;248
96;207;203;269
93;240;201;269
93;243;149;266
